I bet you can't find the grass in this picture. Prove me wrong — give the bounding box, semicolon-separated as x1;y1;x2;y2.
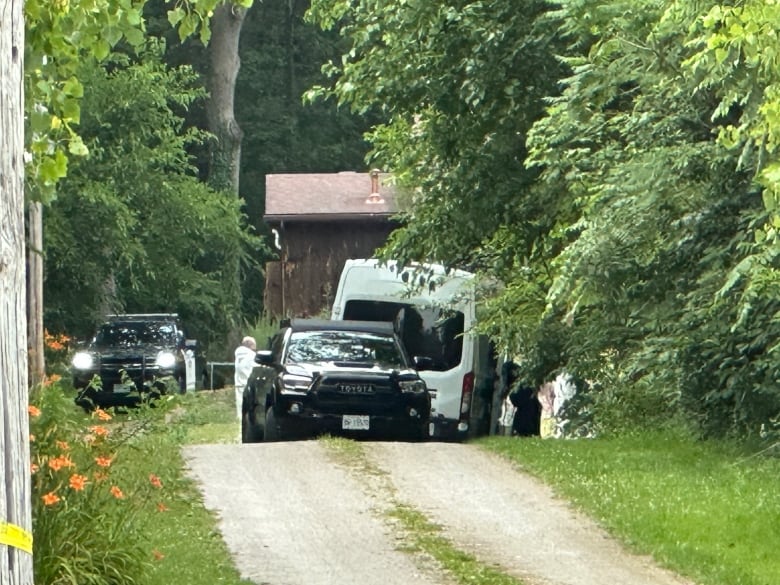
119;389;250;585
67;389;779;585
478;433;780;585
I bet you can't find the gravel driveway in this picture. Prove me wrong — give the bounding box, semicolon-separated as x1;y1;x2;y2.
183;441;696;585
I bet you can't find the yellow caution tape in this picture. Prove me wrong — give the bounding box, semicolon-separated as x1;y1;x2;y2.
0;521;33;554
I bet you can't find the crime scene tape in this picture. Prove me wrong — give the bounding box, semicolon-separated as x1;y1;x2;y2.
0;521;33;554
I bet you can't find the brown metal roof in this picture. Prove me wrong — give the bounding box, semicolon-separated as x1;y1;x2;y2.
264;171;399;222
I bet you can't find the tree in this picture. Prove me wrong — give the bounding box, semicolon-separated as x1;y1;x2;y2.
42;49;264;343
307;0;567;269
306;0;780;437
1;0;34;582
206;3;247;193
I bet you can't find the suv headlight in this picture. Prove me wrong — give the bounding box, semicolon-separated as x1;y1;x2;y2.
155;351;177;369
280;373;312;393
72;352;94;370
399;379;427;394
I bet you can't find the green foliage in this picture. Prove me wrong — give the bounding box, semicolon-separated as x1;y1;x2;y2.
29;376;250;585
24;0;252;199
522;0;780;438
42;47;266;344
306;0;780;439
480;433;780;585
29;385;173;584
237;1;373;184
308;0;565;267
246;314;284;350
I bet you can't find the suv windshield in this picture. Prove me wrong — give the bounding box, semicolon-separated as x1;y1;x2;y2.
286;330;406;369
93;322;178;348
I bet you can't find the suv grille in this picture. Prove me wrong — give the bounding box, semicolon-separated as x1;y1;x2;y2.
314;374;401;415
99;355;159;386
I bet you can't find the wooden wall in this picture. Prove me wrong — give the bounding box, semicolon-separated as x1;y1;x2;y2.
263;220;395;318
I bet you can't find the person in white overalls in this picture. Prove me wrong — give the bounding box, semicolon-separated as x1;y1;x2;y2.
234;336;257;420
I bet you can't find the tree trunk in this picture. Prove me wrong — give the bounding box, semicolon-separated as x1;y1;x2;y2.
206;2;247;194
27;203;44;388
205;3;247;341
0;0;34;582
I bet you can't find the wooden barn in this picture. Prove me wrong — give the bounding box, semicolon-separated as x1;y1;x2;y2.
263;170;399;318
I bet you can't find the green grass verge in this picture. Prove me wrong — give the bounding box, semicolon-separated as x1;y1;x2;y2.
126;389;249;585
477;433;780;585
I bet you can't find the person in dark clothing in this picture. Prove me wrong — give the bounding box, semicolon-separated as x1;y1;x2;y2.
509;384;541;437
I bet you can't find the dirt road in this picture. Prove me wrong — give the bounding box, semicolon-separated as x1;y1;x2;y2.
183;441;695;585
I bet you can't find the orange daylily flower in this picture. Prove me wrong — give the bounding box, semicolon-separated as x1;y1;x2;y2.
44;330;70;350
93;471;109;483
95;408;112;421
156;502;169;512
69;474;88;491
110;485;124;499
42;491;61;506
149;474;163;489
30;463;40;474
28;405;41;417
152;549;165;561
56;440;70;450
90;425;110;438
95;456;112;468
43;373;63;386
48;455;75;471
29;434;36;442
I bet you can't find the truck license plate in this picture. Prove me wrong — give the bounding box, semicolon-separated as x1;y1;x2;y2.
342;415;370;430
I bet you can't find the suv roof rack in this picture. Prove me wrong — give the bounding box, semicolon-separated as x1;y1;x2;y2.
106;313;179;320
287;318;395;334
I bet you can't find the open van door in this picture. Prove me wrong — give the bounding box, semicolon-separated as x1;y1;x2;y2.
331;259;500;441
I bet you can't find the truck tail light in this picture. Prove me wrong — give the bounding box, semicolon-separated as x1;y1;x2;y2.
459;371;474;420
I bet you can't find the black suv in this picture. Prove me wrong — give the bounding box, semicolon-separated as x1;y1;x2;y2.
241;319;432;442
71;313;203;409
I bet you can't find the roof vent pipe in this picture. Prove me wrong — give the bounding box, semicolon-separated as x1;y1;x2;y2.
365;169;385;204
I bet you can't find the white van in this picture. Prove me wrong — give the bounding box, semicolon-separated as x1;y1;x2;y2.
331;259;500;441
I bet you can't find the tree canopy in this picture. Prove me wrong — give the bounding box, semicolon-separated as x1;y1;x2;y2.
25;0;264;349
43;46;264;342
306;0;780;438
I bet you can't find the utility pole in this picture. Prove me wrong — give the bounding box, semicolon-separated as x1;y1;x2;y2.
1;0;35;582
27;202;45;388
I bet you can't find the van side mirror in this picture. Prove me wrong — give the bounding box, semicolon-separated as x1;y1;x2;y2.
413;356;434;371
255;350;274;365
185;339;198;350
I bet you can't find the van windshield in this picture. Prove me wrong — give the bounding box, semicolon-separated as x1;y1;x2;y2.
343;300;463;371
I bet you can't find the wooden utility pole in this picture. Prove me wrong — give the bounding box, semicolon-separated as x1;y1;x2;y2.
27;202;45;388
1;0;35;582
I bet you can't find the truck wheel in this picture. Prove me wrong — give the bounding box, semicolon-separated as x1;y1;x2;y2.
241;407;263;443
264;407;281;442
